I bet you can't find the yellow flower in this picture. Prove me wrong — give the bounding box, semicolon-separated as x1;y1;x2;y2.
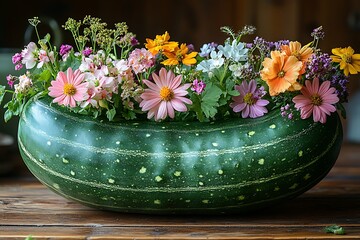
331;46;360;76
161;43;198;66
145;31;178;55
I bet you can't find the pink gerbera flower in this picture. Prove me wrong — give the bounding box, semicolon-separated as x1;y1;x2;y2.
48;67;88;107
230;79;269;118
292;78;339;123
140;68;192;121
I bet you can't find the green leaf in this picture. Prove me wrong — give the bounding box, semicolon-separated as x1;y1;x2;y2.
324;225;345;235
190;93;205;122
60;52;81;71
4;109;13;122
37;69;52;82
106;108;116;121
200;83;222;119
0;85;6;105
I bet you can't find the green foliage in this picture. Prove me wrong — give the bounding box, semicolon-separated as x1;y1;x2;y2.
0;85;5;105
324;225;345;235
193;82;223;121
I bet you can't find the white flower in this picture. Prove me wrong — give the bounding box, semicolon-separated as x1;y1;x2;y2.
15;74;33;94
208;50;225;68
218;40;248;62
21;42;38;69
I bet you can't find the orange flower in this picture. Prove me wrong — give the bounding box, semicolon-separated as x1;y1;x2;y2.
281;41;313;75
145;31;178;55
260;51;303;96
161;43;198;66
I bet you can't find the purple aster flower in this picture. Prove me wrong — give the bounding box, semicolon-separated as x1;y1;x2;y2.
230;79;269;118
191;79;206;94
59;44;73;56
82;47;92;57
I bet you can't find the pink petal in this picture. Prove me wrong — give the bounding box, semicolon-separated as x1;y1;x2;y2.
241;105;250;118
143;80;160;91
232;103;246;113
140;98;161;111
171;99;187;112
248;80;256;93
318;81;331;95
169;75;182;89
140;90;160;101
157;101;168;120
166;102;175;118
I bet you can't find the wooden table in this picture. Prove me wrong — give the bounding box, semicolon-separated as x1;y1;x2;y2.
1;144;360;240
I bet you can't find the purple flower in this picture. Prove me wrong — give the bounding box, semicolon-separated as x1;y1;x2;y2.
191;79;206;94
305;53;333;79
12;53;22;64
15;64;23;71
82;47;92;57
230;79;269;118
187;44;195;53
6;75;16;88
59;44;73;56
130;37;139;46
311;26;325;40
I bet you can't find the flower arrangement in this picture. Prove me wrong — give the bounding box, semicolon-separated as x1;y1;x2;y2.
1;16;360;123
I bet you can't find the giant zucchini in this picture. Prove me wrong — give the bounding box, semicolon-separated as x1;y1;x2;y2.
18;96;342;214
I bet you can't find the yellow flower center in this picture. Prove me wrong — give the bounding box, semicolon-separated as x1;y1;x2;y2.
311;94;322;106
345;55;352;64
243;93;256;105
160;86;174;101
278;70;285;78
63;83;77;96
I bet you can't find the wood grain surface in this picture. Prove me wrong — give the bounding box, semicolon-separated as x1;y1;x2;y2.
1;144;360;239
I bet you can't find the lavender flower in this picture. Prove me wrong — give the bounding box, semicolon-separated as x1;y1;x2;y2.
305;53;333;80
311;26;325;40
330;72;349;103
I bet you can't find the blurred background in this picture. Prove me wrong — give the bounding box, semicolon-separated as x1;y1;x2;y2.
1;0;360;174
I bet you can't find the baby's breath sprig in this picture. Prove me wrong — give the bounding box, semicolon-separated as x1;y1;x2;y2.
28;17;41;41
63;18;82;52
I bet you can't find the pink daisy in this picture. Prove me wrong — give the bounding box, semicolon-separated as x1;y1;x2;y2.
292;78;339;123
230;79;269;118
48;67;88;107
140;68;192;121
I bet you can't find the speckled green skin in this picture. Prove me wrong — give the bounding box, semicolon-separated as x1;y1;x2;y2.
18;96;343;215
